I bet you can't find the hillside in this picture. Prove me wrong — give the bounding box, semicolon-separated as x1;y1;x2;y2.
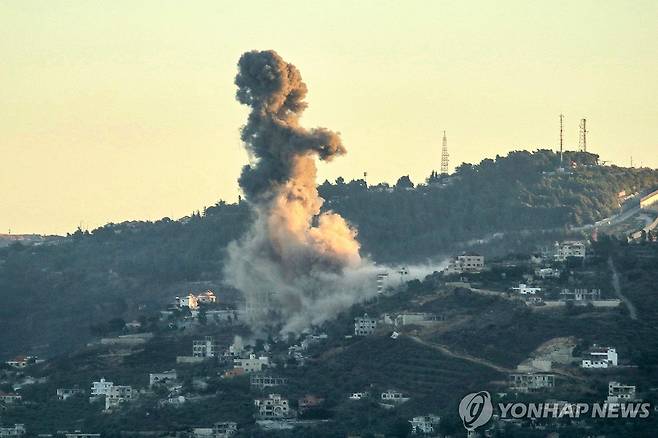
1;150;657;358
2;238;658;437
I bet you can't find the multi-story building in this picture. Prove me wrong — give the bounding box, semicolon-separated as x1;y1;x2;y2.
5;356;30;368
512;284;542;295
581;346;618;368
354;314;377;336
560;288;601;302
444;253;485;275
212;422;238;437
0;424;25;437
508;373;555;393
234;354;269;373
0;392;22;404
381;390;409;404
409;414;441;434
104;385;133;410
554;241;586;262
254;394;291;419
193;337;218;358
607;381;636;404
250;375;287;390
90;378;114;397
176;294;199;310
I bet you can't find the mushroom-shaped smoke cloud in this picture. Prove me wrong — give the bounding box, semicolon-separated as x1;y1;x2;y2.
224;50;372;335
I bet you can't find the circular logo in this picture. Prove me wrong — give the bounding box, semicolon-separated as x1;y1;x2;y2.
459;391;493;431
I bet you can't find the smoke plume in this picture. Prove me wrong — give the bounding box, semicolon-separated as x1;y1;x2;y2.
225;50;368;335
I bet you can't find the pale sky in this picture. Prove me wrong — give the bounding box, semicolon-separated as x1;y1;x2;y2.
2;1;657;235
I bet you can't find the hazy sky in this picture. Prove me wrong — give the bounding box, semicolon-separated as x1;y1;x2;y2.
2;1;657;235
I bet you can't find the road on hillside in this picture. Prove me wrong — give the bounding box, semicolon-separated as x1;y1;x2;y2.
608;257;638;320
407;335;513;373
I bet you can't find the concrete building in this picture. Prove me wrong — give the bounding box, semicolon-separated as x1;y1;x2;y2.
381;390;409;404
444;253;485;275
56;388;83;400
560;288;601;302
250;375;287;390
212;422;238;437
234;354;269;373
394;313;440;326
607;381;636;403
193;336;218;358
176;294;199;310
409;414;441;434
254;394;291;419
104;385;133;410
0;424;25;437
581;346;618;369
5;356;30;369
512;283;542;295
196;290;217;304
534;267;561;279
0;392;22;404
640;188;658;211
149;370;178;387
508;373;555;393
354;313;377;336
554;241;586;261
90;378;114;397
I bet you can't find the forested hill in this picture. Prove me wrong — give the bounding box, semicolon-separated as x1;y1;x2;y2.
322;150;658;261
1;149;657;357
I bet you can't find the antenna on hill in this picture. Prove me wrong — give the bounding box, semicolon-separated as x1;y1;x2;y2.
440;130;449;176
579;118;588;152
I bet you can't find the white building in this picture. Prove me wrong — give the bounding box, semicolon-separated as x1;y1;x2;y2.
212;422;238;437
57;388;83;400
196;290;217;304
554;241;586;262
193;336;218;358
512;283;542;295
581;346;618;368
0;424;25;437
535;267;561;279
90;378;114;397
394;313;439;326
381;390;409;404
5;356;30;369
354;313;377;336
444;253;485;275
560;288;601;302
234;354;269;373
149;370;178;387
176;294;199;310
0;392;22;404
254;394;291;419
508;373;555;392
104;385;133;410
607;381;636;403
409;414;440;434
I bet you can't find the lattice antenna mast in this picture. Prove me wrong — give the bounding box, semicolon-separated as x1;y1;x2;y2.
440;130;449;176
579;118;587;152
